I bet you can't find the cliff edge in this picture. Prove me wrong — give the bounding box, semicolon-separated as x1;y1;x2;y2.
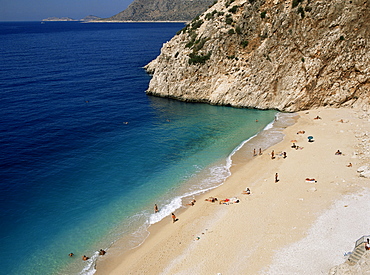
145;0;370;111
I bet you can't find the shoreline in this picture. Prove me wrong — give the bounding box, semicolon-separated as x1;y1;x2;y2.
95;107;370;274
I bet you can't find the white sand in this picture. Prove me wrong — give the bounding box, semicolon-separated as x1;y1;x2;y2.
265;189;370;274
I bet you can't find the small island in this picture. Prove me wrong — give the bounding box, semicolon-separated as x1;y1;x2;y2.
42;17;77;22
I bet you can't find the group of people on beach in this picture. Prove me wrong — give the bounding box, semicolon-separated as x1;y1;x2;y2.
151;113;356;250
154;204;179;223
253;148;263;156
69;249;106;261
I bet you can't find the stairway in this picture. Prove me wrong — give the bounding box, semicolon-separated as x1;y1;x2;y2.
347;244;366;266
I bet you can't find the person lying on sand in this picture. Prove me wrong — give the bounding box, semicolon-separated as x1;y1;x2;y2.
205;197;218;202
335;150;342;155
346;163;352;167
242;188;251;195
297;130;305;134
187;199;196;206
219;198;239;204
305;178;317;183
219;198;230;204
314;115;321;120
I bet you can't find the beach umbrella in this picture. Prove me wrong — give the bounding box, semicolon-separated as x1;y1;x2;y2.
308;136;314;140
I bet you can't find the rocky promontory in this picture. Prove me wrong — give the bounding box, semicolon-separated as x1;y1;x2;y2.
145;0;370;111
102;0;216;22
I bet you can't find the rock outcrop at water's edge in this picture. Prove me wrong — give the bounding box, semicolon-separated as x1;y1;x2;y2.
145;0;370;112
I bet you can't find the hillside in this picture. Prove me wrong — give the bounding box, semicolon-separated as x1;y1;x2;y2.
145;0;370;111
103;0;216;22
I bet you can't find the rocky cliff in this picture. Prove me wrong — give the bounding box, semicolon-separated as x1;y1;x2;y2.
104;0;216;22
145;0;370;111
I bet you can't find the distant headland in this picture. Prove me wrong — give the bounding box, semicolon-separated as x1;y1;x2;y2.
42;15;102;22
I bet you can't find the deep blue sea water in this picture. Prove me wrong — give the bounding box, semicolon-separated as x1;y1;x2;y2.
0;21;288;274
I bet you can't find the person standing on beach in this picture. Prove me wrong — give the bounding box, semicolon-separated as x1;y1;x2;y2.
271;150;275;159
275;173;279;183
259;148;262;155
171;213;177;223
154;204;159;213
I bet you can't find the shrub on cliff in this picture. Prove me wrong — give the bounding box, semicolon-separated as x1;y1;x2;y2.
292;0;303;8
191;19;204;30
225;14;233;24
188;52;212;64
205;10;218;20
228;28;235;35
193;38;208;52
228;5;239;14
297;6;305;18
240;40;249;48
185;32;197;48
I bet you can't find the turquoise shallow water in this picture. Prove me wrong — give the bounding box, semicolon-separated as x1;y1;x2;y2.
0;21;284;275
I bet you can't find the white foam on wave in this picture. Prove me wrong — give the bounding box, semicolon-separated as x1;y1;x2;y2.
263;118;276;130
264;188;370;275
79;251;99;275
149;163;231;225
149;197;183;224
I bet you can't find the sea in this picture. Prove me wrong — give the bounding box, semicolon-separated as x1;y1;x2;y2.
0;21;296;275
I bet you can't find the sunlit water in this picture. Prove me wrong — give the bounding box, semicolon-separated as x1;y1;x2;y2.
0;21;295;274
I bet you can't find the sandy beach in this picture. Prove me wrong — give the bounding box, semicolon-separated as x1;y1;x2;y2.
95;107;370;275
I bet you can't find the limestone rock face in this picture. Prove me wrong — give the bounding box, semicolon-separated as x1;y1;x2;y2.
145;0;370;111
